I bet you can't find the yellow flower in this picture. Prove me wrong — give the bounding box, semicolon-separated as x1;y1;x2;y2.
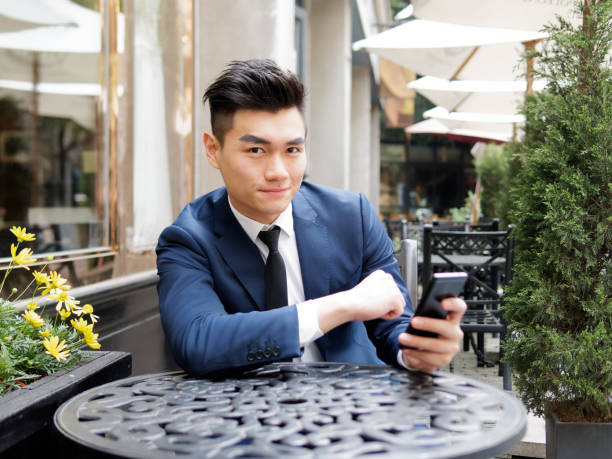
41;271;70;295
50;290;80;313
33;271;51;286
79;304;99;323
39;329;50;338
58;308;71;320
41;271;70;296
83;329;101;350
26;301;38;311
23;310;44;328
43;336;70;361
10;244;35;269
49;271;70;289
10;226;36;242
70;317;89;334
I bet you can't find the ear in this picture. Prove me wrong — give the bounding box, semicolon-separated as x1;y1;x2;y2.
203;132;221;169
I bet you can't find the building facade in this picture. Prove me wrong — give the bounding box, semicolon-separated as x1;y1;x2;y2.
0;0;390;287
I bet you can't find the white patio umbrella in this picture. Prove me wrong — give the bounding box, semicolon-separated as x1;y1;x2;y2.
0;0;124;85
0;48;100;85
0;0;77;33
410;0;581;31
406;118;512;144
352;19;546;81
0;0;123;207
421;106;524;143
0;80;100;129
0;4;102;53
424;106;525;127
408;76;547;114
0;0;124;123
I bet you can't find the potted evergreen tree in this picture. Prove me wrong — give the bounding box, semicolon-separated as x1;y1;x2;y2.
504;1;611;458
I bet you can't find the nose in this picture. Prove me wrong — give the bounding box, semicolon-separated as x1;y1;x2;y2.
264;153;289;182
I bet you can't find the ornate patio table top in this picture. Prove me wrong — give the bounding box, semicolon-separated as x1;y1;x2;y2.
54;362;526;458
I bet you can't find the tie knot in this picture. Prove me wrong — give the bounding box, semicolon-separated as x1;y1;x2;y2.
258;226;281;252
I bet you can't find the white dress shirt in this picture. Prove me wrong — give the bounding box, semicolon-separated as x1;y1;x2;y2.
228;198;408;369
228;199;324;362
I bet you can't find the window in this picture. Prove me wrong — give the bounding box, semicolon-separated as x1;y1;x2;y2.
0;0;121;285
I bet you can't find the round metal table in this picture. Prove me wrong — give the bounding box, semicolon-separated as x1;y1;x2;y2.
55;362;526;458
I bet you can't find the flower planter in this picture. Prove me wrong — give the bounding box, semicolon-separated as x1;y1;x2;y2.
546;410;612;459
0;350;131;455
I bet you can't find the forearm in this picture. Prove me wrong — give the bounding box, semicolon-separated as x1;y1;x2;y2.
165;305;301;376
309;291;353;334
307;270;406;337
156;252;302;375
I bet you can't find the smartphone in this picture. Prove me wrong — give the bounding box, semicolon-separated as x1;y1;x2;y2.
400;272;467;347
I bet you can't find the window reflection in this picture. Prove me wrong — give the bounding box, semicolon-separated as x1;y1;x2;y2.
0;0;117;258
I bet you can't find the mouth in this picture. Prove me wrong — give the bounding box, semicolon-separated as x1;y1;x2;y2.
260;188;288;196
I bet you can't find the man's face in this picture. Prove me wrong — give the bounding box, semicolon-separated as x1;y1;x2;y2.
204;107;307;224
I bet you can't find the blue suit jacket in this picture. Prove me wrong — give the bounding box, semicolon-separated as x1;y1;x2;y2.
156;181;414;376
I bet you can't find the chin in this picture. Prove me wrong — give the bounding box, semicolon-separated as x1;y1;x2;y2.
265;200;290;213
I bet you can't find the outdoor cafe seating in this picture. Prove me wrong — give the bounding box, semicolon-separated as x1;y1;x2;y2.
421;223;515;391
384;217;500;250
389;217;515;391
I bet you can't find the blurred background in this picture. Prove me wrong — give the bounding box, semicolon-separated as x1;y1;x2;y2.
0;0;575;286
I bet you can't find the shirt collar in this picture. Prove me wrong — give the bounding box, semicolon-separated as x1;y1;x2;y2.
228;197;294;244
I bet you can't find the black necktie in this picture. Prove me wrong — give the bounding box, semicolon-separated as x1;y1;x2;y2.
258;226;288;309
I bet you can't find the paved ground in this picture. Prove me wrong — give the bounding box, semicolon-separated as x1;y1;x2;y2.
443;335;546;459
444;334;505;389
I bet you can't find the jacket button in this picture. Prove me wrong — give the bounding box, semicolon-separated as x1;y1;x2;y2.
247;352;255;361
255;350;264;360
263;349;272;358
272;346;281;356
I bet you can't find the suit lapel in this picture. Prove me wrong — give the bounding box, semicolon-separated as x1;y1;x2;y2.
213;192;266;310
292;191;332;302
292;191;333;359
211;188;333;312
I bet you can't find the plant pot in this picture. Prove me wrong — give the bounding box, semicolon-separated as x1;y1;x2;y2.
0;350;131;455
545;410;612;459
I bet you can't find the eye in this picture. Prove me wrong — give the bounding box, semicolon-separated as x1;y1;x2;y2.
287;146;302;154
248;147;264;154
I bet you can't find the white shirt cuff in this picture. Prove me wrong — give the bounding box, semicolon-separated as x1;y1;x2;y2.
397;350;409;369
397;349;421;371
296;300;324;347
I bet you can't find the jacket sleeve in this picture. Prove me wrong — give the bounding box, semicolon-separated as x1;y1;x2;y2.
358;194;415;366
156;224;301;376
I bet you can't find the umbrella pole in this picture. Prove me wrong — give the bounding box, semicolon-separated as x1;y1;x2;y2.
451;93;471;112
450;46;480;80
581;0;593;91
471;175;481;226
523;40;536;96
29;52;41;208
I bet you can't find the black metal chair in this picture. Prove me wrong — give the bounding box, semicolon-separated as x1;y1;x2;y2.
432;218;500;232
384;218;405;240
422;224;515;390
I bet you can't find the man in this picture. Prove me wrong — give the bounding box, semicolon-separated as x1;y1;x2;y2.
156;59;465;377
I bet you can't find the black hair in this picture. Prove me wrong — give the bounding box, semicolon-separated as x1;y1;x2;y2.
202;59;305;144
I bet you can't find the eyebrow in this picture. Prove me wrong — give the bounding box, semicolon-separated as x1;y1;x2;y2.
287;137;305;145
239;134;305;145
239;134;270;144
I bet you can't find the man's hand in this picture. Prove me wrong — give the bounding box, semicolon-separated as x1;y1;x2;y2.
345;270;406;322
313;269;406;334
397;297;467;373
